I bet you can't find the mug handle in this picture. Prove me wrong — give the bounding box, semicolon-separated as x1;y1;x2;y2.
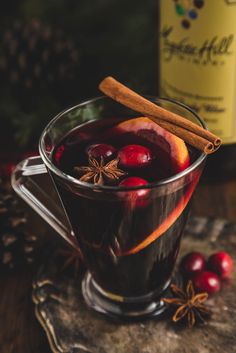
11;156;78;250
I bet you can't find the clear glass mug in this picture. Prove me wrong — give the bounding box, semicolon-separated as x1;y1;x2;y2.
11;97;207;319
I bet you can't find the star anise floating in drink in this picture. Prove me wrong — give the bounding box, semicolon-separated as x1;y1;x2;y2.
162;280;211;328
74;157;126;185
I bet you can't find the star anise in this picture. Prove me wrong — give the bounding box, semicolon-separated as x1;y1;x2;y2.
74;157;126;185
162;280;211;328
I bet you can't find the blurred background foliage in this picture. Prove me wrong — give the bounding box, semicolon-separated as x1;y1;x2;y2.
0;0;157;153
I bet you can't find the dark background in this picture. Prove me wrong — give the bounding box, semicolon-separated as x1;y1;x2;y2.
0;0;157;156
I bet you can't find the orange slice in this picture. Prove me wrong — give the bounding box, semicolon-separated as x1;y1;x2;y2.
113;117;190;173
119;174;200;256
111;116;194;256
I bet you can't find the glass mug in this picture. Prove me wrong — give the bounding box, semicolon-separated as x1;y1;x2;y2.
12;97;207;319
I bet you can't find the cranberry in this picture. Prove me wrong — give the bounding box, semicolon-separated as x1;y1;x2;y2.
180;252;206;278
193;271;221;295
118;144;153;169
87;143;116;161
119;177;149;208
207;251;233;279
54;145;65;164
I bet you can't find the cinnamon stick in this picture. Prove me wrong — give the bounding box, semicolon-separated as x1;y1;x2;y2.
99;76;221;154
148;117;215;154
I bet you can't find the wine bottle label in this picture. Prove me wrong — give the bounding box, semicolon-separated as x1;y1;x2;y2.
160;0;236;144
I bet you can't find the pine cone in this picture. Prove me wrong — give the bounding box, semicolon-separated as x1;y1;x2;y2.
0;19;79;91
0;180;39;270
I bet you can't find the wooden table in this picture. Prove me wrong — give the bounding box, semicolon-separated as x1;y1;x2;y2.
1;179;236;353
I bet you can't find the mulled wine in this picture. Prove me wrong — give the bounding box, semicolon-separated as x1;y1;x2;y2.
12;96;206;318
51;116;199;300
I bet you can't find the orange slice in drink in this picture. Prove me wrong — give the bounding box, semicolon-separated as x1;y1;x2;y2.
111;117;196;256
120;175;200;256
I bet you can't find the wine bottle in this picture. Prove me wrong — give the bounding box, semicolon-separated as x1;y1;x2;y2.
158;0;236;180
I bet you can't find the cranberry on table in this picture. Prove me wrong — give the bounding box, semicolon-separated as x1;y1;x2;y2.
180;252;206;278
193;271;221;295
119;176;149;208
87;143;116;161
118;144;153;169
207;251;233;279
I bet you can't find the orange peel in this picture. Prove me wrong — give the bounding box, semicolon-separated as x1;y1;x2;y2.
118;175;200;256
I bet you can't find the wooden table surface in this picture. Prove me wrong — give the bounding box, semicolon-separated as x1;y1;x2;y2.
1;178;236;353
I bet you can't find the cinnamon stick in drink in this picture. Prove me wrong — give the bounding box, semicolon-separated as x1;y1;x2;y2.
99;76;221;154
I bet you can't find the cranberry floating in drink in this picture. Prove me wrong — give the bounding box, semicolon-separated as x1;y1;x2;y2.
12;77;220;319
119;176;149;209
86;143;116;162
118;144;153;169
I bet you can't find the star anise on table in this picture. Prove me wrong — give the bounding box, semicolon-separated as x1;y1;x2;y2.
74;157;126;185
162;280;211;328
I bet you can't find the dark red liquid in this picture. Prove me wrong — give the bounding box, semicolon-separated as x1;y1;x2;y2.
51;118;199;297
